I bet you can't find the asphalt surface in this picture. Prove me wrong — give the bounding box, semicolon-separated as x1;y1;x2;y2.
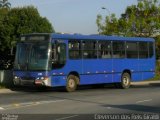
0;81;160;120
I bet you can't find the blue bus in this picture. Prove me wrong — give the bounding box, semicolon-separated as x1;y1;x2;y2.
13;33;155;92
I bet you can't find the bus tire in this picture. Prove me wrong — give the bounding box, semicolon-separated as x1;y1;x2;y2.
120;72;131;89
66;75;78;92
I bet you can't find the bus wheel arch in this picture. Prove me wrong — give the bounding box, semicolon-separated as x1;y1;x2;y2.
68;71;80;85
122;70;131;80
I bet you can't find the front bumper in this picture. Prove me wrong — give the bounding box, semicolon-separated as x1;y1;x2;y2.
13;77;51;87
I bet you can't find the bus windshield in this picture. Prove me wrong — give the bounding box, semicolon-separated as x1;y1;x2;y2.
14;42;51;71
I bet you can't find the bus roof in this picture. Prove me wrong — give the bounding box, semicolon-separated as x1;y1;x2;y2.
51;33;154;42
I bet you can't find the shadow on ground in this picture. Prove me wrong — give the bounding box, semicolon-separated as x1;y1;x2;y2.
7;81;160;93
8;83;117;93
149;83;160;87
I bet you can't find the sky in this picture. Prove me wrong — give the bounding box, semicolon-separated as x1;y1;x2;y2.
9;0;138;34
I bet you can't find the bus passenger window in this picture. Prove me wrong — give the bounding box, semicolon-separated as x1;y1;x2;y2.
69;41;81;59
82;41;97;59
112;41;125;58
126;42;138;59
98;41;112;59
139;42;148;58
149;42;153;58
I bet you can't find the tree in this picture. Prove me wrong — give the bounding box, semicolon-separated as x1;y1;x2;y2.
0;6;54;51
96;0;160;37
0;0;11;9
0;6;54;69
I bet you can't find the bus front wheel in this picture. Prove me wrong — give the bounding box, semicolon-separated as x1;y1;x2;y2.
66;75;78;92
121;72;131;89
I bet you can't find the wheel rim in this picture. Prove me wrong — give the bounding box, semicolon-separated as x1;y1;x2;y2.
123;76;129;86
68;79;75;88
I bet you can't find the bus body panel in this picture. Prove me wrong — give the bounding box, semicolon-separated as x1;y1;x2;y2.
51;75;66;87
50;60;82;86
81;59;113;84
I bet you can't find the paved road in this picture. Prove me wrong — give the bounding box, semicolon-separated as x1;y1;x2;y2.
0;82;160;120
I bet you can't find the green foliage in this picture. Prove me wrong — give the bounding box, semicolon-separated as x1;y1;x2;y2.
155;35;160;59
0;83;5;88
151;60;160;80
0;6;54;51
0;0;11;9
0;8;10;51
97;0;160;37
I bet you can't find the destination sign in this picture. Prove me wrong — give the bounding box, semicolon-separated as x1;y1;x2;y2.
28;36;46;41
21;34;50;42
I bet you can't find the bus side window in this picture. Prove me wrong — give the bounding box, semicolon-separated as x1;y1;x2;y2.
139;42;148;59
82;41;97;59
98;41;112;59
69;40;81;59
149;42;153;58
126;42;138;59
112;41;125;58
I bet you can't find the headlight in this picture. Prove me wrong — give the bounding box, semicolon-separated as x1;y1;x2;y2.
14;76;18;79
41;77;44;80
36;77;48;80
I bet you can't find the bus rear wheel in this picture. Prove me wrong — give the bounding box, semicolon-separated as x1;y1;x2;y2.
66;75;78;92
121;72;131;89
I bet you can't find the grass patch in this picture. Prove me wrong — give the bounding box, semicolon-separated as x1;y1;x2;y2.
150;74;160;80
150;60;160;80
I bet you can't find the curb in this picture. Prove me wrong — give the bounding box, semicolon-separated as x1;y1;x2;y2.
0;88;13;94
131;80;160;85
